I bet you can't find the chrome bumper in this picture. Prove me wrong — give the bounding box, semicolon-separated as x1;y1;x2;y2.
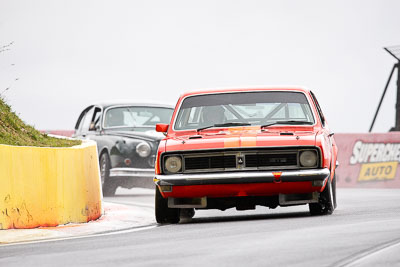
110;168;155;178
155;168;330;186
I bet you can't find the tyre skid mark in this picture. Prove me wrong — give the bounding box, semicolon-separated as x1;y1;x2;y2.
332;237;400;267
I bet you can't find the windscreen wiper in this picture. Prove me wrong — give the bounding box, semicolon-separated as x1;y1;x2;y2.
260;120;313;129
197;122;251;133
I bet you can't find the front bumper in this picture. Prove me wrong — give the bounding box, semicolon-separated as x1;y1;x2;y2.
155;168;330;186
110;168;155;179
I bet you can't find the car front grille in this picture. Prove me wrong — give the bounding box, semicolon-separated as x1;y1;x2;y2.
185;155;237;170
162;148;319;174
245;153;298;168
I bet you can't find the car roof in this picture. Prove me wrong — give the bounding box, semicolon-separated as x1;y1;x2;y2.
91;100;175;109
180;86;311;98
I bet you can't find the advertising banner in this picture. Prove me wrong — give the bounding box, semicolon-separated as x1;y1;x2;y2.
335;133;400;188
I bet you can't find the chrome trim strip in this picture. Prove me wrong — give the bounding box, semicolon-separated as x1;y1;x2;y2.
110;167;155;178
155;168;330;186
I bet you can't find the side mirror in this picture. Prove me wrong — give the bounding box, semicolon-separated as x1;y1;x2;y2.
156;123;169;133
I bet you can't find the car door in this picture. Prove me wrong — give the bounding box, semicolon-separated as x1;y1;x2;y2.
75;106;95;139
74;105;108;155
74;105;94;138
86;106;106;151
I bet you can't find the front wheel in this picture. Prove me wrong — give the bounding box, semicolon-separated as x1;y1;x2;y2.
155;186;180;224
309;175;335;215
100;153;118;197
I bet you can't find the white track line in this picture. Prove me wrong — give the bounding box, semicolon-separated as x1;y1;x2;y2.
0;225;157;247
106;200;154;209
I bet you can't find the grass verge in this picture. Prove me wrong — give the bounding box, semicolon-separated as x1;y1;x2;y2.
0;98;81;147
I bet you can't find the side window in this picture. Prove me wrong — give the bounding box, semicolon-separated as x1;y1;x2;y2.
89;107;102;131
310;91;325;126
80;107;95;133
75;106;94;133
75;112;86;132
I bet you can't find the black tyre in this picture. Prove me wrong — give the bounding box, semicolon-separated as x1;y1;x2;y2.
309;175;335;215
155;186;180;224
180;208;195;219
100;153;118;197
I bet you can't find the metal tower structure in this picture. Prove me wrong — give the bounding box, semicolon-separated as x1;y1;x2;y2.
369;45;400;132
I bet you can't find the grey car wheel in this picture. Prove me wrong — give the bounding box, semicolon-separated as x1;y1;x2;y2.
100;153;118;197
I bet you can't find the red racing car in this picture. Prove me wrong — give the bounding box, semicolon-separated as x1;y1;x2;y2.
154;87;338;223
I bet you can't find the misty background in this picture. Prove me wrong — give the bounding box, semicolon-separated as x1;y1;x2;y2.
0;0;399;132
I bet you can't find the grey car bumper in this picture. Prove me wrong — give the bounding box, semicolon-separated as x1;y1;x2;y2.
110;168;155;179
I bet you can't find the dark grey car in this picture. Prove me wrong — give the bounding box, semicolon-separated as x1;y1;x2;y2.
73;102;174;196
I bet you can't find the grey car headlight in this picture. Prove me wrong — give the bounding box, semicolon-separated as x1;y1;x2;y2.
136;142;151;157
164;156;182;173
299;150;317;167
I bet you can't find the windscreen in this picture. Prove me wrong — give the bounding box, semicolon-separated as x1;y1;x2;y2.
104;106;173;130
174;91;315;130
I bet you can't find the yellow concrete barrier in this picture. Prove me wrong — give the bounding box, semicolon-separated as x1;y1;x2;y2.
0;140;103;229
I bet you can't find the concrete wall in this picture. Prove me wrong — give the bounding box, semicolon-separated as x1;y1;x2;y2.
0;140;102;229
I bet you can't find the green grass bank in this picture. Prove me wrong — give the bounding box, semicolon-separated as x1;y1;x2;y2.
0;98;81;147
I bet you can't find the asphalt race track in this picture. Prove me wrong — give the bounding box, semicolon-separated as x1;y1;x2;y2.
1;188;400;266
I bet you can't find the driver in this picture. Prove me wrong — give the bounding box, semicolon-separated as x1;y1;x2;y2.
201;106;225;125
106;109;126;127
